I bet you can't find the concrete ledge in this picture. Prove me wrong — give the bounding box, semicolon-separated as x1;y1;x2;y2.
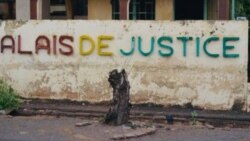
11;99;250;128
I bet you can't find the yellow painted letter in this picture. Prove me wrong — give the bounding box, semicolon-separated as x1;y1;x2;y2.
98;35;113;56
79;35;95;55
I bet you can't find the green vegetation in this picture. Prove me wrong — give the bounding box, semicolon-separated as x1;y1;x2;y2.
191;110;198;125
236;0;250;52
236;0;250;20
0;79;21;110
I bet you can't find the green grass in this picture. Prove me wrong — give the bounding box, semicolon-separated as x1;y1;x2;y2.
191;110;198;125
0;79;21;110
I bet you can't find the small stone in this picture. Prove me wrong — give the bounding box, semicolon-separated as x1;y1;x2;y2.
170;127;178;131
38;110;45;113
82;103;85;106
111;127;156;140
122;125;132;130
19;131;28;135
155;124;165;129
0;110;6;115
74;134;94;141
165;127;171;130
193;122;204;129
205;124;215;130
75;121;92;127
222;127;231;131
7;115;13;118
0;109;12;115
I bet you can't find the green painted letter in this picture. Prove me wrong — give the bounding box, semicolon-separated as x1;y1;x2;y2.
120;36;135;56
223;37;240;58
177;36;192;57
203;37;219;58
158;36;173;57
138;37;154;56
196;37;200;57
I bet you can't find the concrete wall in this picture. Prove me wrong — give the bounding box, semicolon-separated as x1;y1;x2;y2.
88;0;112;20
0;20;248;111
16;0;30;20
155;0;173;20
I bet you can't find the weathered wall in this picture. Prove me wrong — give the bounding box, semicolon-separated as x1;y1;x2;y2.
155;0;173;20
88;0;112;20
0;20;248;111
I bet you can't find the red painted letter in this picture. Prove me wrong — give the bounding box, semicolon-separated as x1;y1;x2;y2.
59;35;74;56
53;35;57;55
1;35;15;53
35;35;50;55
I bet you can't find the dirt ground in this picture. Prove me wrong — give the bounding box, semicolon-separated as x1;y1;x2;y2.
0;115;250;141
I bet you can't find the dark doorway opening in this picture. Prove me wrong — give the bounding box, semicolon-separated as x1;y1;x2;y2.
175;0;204;20
248;27;250;82
50;0;87;19
0;0;15;20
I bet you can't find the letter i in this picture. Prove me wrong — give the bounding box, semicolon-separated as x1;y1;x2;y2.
53;35;57;55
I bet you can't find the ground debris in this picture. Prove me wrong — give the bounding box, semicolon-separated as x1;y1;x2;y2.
19;131;28;135
0;110;6;115
111;126;156;140
74;134;95;141
205;123;215;130
0;109;12;115
75;121;92;127
222;127;231;131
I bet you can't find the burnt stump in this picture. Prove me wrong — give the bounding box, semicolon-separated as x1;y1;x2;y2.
104;69;131;125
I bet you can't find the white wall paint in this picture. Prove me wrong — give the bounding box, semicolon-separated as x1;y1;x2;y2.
0;20;248;111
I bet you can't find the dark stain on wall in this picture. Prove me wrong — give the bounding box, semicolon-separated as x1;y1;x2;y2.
231;99;245;111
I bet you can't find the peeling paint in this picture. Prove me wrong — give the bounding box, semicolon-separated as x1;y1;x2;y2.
4;21;26;34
